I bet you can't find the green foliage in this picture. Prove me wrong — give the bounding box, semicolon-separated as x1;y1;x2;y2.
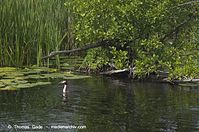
66;0;199;80
82;48;110;70
110;47;128;69
135;36;164;77
135;35;199;79
1;0;198;81
82;47;129;71
169;51;199;80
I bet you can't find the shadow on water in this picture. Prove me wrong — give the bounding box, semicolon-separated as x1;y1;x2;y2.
0;77;198;131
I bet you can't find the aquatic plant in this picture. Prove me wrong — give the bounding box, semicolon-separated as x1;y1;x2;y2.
0;0;68;67
0;67;90;90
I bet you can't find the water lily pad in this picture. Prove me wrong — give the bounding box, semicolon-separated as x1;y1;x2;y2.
0;79;16;85
15;76;29;80
0;82;6;88
0;87;18;91
26;74;47;79
0;73;5;77
2;72;24;79
20;70;41;75
42;73;65;79
29;67;58;73
15;82;51;89
0;66;90;90
0;81;51;90
63;75;91;80
15;80;29;84
0;67;16;72
33;81;51;86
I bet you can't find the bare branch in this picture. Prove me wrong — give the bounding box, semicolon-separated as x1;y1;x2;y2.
160;16;193;42
177;0;199;7
42;39;115;59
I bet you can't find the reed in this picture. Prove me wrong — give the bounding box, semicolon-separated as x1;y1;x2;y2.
0;0;68;67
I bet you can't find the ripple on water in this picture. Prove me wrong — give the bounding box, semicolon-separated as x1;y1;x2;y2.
0;77;199;131
190;106;199;111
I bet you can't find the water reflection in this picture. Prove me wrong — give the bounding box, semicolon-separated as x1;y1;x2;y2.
62;92;69;103
0;77;198;131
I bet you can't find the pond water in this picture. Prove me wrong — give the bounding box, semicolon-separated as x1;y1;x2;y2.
0;77;199;132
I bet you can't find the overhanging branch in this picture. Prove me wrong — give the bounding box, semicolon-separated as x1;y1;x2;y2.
42;39;115;59
176;0;199;7
160;16;193;42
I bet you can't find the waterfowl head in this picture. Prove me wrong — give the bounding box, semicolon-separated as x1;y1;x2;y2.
60;80;68;85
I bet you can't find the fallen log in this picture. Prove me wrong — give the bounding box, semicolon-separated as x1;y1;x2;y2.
100;68;129;75
172;78;199;83
160;78;199;85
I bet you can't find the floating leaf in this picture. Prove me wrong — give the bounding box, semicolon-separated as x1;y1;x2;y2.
0;67;90;90
26;74;47;79
42;73;65;79
64;75;91;80
0;79;16;85
0;82;5;88
15;82;51;89
0;87;18;91
0;67;16;72
15;80;28;84
29;67;58;73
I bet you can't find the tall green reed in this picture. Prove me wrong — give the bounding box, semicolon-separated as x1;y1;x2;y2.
0;0;68;67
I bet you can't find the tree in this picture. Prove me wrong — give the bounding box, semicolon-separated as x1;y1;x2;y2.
64;0;199;79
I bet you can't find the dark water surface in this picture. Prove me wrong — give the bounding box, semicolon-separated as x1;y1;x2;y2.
0;77;199;132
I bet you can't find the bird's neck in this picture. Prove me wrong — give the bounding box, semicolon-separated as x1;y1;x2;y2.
63;84;68;93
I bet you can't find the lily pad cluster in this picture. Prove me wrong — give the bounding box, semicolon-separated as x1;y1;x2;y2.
0;67;90;90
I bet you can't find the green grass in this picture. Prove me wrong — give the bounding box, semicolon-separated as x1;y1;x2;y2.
0;0;68;67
